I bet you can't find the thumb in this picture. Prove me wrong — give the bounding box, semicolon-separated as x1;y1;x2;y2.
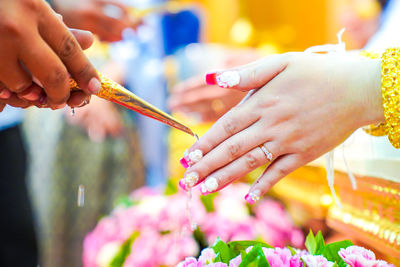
205;54;289;91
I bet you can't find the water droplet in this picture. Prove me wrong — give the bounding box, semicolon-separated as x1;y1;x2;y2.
71;108;75;116
77;184;85;207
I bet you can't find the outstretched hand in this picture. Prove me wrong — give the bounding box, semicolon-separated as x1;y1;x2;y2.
179;52;383;203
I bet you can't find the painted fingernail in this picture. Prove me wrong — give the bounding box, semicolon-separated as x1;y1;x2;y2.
0;89;11;99
180;149;203;168
205;72;218;85
179;172;199;191
206;71;241;88
200;176;218;195
245;190;261;205
21;91;40;101
179;179;188;191
180;150;191;168
189;149;203;164
88;77;101;94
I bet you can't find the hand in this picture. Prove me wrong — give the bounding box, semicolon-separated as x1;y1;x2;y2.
65;96;124;142
53;0;140;42
0;0;100;110
168;48;260;122
178;52;383;203
168;75;247;122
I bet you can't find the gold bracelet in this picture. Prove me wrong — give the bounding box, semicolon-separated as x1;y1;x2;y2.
360;51;389;136
381;48;400;148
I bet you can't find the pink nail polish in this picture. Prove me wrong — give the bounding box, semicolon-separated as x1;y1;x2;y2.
180;157;189;169
179;179;188;191
205;72;218;85
245;191;260;205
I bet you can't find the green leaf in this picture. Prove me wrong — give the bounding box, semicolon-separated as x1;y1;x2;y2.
287;246;297;256
164;178;178;195
239;244;270;267
305;230;317;255
110;231;140;267
321;240;353;267
212;238;237;264
228;240;273;255
114;195;134;208
305;230;326;255
315;231;326;255
193;227;208;251
200;193;218;212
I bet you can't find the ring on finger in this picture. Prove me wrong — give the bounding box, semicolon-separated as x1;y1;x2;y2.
258;144;273;161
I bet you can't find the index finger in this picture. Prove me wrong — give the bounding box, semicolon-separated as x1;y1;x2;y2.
205;54;289;91
181;101;259;167
38;4;100;95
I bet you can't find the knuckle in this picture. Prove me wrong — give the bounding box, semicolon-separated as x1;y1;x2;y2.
24;0;40;11
275;166;290;178
59;34;79;59
244;152;259;169
45;67;68;88
0;19;22;36
227;143;241;158
222;118;237;135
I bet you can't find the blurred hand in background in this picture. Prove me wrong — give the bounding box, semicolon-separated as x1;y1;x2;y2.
53;0;141;42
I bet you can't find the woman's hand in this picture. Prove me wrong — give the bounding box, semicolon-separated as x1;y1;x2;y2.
0;0;100;110
168;48;260;122
179;52;383;203
53;0;140;42
168;75;247;122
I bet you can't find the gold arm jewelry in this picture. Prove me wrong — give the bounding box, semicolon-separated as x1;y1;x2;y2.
380;48;400;148
69;74;196;137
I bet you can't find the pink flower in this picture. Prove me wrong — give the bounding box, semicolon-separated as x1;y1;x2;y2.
207;263;227;267
339;246;394;267
302;255;334;267
198;248;216;265
176;257;202;267
229;255;241;267
261;247;303;267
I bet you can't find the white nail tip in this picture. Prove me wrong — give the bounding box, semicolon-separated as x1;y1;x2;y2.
184;172;199;187
216;71;240;88
204;177;218;192
189;149;203;163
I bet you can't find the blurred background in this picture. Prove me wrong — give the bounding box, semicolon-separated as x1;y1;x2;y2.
4;0;398;266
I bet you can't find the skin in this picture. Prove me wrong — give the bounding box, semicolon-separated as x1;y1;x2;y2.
53;0;140;42
0;0;100;111
182;52;384;199
168;48;260;122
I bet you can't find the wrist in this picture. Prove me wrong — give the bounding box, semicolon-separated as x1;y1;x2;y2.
358;58;384;126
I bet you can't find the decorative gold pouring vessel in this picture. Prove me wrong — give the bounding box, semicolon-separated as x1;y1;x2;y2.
69;74;196;137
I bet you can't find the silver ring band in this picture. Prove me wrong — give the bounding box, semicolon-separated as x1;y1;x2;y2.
258;144;273;161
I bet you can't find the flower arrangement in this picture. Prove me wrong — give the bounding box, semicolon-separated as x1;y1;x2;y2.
82;183;303;267
178;231;395;267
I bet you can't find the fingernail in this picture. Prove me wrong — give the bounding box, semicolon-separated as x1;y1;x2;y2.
179;179;188;191
188;149;203;165
200;176;218;195
245;190;261;205
88;77;101;94
39;95;47;105
215;71;241;88
205;72;218;85
21;91;40;101
180;157;189;169
0;89;11;99
52;103;66;110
